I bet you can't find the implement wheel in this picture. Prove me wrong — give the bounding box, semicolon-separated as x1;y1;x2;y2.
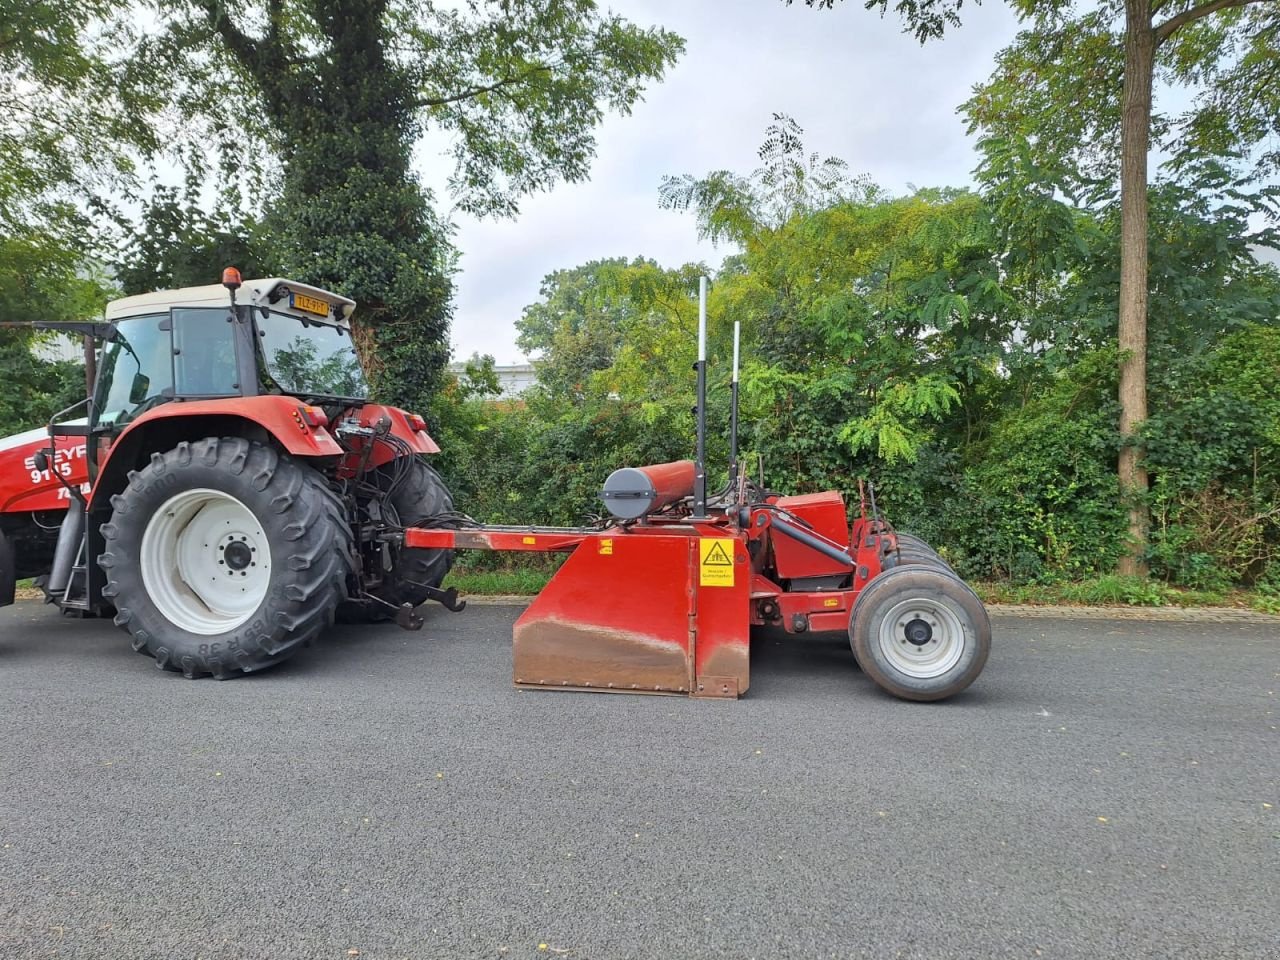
884;532;954;573
339;456;455;623
99;437;354;678
849;565;990;702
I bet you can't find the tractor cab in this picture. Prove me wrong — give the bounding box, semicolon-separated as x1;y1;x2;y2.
93;277;365;434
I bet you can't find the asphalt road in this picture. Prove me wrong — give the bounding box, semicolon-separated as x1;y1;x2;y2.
1;601;1277;960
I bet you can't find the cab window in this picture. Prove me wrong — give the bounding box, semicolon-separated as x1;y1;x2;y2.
93;314;173;426
172;308;239;396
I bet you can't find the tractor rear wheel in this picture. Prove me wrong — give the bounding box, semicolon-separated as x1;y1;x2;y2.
99;437;354;678
338;456;455;623
849;565;990;702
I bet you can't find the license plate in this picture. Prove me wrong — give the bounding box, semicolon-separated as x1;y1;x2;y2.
291;292;329;317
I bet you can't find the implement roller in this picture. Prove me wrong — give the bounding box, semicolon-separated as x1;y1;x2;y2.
409;280;990;702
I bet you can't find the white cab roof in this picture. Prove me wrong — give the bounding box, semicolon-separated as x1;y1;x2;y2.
104;278;357;324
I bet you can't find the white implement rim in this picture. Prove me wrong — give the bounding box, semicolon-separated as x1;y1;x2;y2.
876;596;967;679
139;488;272;635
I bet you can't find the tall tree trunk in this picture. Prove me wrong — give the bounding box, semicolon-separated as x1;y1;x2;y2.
1117;2;1155;576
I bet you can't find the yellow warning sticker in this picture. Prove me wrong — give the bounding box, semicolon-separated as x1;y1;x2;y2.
699;538;735;587
823;598;840;608
598;538;613;555
522;536;537;545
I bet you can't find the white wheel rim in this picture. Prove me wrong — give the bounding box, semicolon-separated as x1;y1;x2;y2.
876;596;966;679
139;488;272;635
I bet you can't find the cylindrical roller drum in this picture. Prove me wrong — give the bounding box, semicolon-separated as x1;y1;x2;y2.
600;460;696;520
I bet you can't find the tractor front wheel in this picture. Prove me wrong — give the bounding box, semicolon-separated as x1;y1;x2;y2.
99;437;354;678
849;565;990;702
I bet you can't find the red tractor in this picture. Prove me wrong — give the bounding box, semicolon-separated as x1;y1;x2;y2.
0;270;458;677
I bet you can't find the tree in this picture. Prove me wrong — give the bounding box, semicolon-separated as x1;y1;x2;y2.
0;1;156;236
138;1;683;413
116;187;275;296
967;0;1280;573
518;257;713;405
2;2;159;404
0;233;109;427
792;0;1280;574
660;113;872;247
516;258;638;397
663;118;1004;473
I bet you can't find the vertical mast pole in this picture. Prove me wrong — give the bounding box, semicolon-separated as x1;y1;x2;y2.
694;276;708;517
729;320;740;491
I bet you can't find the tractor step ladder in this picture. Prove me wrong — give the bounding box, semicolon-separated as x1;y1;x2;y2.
58;534;92;613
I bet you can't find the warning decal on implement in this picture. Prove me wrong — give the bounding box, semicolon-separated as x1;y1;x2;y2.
699;538;735;587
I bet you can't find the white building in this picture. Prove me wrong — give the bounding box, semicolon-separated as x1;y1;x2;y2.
491;363;537;399
450;361;537;400
33;334;86;365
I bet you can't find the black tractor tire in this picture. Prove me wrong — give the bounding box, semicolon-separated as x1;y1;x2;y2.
338;456;455;623
849;565;990;702
99;437;354;678
884;532;955;573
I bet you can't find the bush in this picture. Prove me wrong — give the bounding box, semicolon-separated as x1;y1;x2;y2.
1145;325;1280;587
948;351;1126;582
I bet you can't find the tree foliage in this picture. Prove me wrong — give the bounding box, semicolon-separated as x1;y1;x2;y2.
0;233;107;428
965;1;1280;187
446;116;1280;589
116;187;276;296
786;0;972;43
127;0;683;414
787;0;1280;575
0;1;158;237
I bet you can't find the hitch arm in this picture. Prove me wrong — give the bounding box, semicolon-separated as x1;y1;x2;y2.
408;582;466;612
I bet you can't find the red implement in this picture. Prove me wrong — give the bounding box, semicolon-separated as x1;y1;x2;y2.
406;523;751;696
404;480;886;698
404;464;990;703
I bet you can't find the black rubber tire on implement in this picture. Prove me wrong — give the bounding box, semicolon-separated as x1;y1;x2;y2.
896;533;934;552
338;456;455;623
849;565;990;702
99;437;355;678
884;533;955;573
883;547;951;572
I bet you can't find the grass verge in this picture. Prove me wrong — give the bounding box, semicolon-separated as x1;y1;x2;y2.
971;576;1279;613
445;567;554;595
443;567;1280;613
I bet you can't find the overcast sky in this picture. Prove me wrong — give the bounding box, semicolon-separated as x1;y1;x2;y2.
412;0;1024;364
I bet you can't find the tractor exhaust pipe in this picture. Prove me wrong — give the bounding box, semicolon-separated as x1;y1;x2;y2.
694;276;708;518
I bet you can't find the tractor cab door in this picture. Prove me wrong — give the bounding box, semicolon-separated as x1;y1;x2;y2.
170;307;244;398
90;307;246;444
91;313;175;436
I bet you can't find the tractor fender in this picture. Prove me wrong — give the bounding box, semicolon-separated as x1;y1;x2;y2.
347;403;441;467
88;396;345;513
